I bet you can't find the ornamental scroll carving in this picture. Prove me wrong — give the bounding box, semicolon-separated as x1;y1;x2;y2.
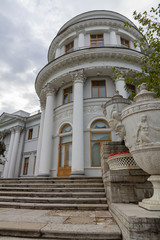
40;82;56;108
70;69;86;84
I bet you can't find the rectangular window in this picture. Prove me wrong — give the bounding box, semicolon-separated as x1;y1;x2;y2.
126;83;136;98
92;80;106;98
91;132;111;166
23;157;29;175
90;34;104;47
28;128;33;140
65;41;74;53
63;86;72;104
121;37;129;48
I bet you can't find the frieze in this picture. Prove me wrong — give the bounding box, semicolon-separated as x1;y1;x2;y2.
121;102;160;120
84;106;102;114
55;109;73;121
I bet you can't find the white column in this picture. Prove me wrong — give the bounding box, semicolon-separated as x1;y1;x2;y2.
8;126;21;178
38;83;55;176
71;69;85;176
115;77;128;99
55;48;60;58
35;105;45;176
78;32;85;49
14;129;25;177
3;129;15;178
110;30;117;45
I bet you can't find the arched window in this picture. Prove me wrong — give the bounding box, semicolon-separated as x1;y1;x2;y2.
58;124;72;177
90;119;111;167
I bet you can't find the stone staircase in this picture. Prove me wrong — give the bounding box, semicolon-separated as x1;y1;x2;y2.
0;177;107;210
0;177;122;239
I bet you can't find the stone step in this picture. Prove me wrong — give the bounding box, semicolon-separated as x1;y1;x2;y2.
0;202;108;210
0;178;103;183
0;196;107;204
0;187;105;192
0;183;104;188
0;191;106;198
0;177;103;181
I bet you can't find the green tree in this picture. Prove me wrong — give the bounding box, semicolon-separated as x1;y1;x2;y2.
115;4;160;98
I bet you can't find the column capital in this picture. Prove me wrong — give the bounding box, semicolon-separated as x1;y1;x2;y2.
14;126;23;133
40;98;46;110
45;83;56;96
9;127;15;134
70;69;86;84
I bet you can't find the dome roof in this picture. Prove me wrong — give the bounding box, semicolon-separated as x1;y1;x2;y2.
57;10;136;35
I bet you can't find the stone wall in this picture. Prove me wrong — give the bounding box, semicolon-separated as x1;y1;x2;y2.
101;141;153;205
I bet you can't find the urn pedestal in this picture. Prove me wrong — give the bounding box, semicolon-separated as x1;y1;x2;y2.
120;83;160;210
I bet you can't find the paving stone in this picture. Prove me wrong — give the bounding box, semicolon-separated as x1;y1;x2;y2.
95;210;112;218
0;221;46;231
64;216;96;225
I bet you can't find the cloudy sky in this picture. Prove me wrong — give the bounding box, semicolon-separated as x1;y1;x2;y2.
0;0;159;115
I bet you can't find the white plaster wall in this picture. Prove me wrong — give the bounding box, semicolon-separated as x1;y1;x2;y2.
74;37;78;49
104;33;110;45
85;34;90;47
106;77;116;97
20;152;36;176
84;79;91;99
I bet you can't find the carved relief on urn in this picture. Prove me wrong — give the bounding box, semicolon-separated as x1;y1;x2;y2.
121;83;160;210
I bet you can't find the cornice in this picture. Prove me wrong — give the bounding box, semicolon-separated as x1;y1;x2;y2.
48;18;141;62
36;47;143;97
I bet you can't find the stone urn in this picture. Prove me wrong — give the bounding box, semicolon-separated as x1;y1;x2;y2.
120;83;160;210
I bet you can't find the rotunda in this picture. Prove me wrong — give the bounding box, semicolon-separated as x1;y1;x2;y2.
35;10;143;177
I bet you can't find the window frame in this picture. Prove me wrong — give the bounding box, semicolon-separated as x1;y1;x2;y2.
58;124;72;176
28;128;33;140
63;86;72;104
65;41;74;53
90;34;104;47
121;37;130;48
90;119;111;167
23;157;29;175
126;83;136;98
91;80;106;98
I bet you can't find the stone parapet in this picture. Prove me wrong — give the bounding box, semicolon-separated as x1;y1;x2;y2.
101;141;153;204
110;203;160;240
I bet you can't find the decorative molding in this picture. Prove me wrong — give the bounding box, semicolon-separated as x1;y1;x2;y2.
70;69;86;84
45;82;56;96
121;102;160;120
14;126;23;133
36;47;143;97
55;109;73;121
48;18;142;61
84;105;102;114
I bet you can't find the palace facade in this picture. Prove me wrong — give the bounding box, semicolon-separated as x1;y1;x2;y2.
0;10;143;178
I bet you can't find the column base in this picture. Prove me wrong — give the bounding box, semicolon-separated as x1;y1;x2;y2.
70;171;85;178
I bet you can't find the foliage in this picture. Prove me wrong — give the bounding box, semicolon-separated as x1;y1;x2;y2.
115;4;160;98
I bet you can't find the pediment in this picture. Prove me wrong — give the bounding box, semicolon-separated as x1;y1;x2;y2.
0;113;23;124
